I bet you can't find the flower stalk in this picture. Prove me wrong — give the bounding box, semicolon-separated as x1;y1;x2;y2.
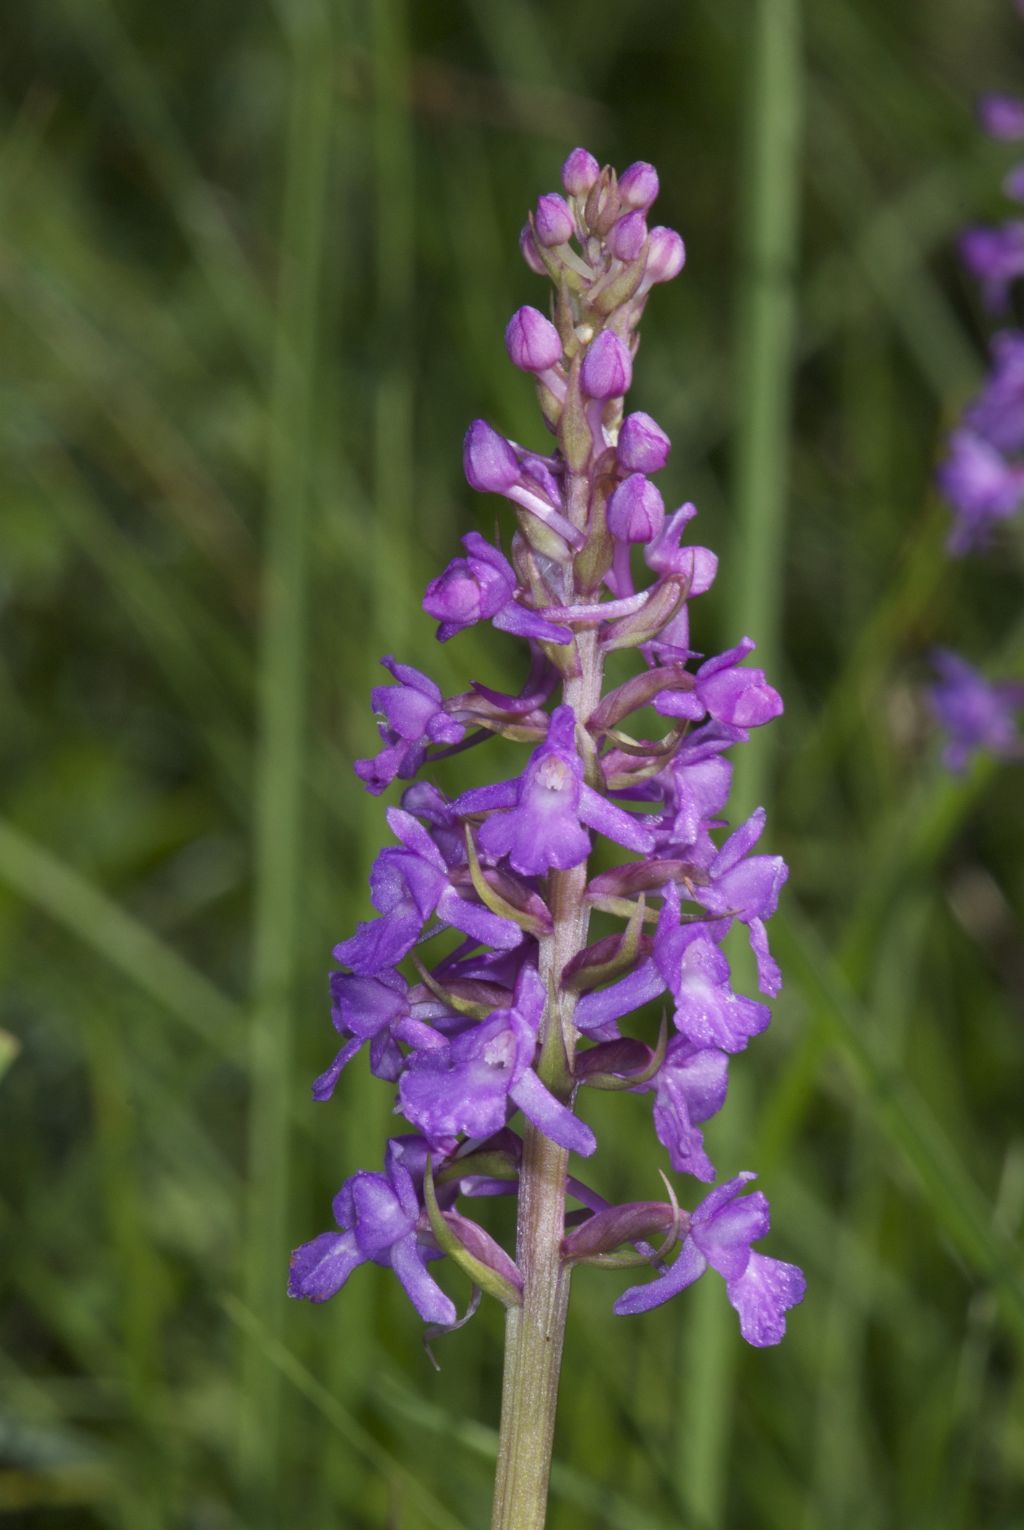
490;633;605;1529
289;147;805;1530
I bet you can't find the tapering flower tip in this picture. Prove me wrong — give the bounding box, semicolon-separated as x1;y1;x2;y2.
534;192;575;247
979;93;1024;140
608;473;665;543
505;306;563;373
618;411;671;473
608;209;649;262
562;146;600;197
519;222;548;276
618;160;660;210
463;420;520;494
580;330;633;400
646;226;686;284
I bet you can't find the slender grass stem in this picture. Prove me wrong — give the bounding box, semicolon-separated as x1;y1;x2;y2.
239;0;333;1512
0;816;241;1047
371;0;415;656
681;2;802;1520
58;0;272;365
321;7;417;1514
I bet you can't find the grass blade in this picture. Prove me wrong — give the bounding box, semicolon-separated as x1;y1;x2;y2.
239;0;333;1511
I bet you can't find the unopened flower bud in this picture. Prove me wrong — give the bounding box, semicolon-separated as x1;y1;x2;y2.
580;330;633;400
608;210;648;262
618;160;659;210
618;412;671;473
519;223;548;275
464;420;520;494
505;306;563;372
562;146;600;197
607;473;665;542
585;168;621;235
422;533;513;638
534;193;574;247
645;227;686;284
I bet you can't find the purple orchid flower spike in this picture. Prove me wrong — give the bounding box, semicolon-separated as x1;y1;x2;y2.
454;706;655;876
296;149;803;1529
614;1173;806;1345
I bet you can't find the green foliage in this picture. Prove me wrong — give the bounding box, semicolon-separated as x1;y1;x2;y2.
2;0;1023;1525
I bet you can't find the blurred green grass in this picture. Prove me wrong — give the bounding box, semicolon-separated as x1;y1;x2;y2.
2;0;1024;1526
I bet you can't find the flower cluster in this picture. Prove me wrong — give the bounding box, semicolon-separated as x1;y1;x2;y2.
932;76;1024;768
290;149;805;1347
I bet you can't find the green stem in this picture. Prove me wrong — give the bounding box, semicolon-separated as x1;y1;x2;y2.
489;1124;573;1530
490;633;603;1530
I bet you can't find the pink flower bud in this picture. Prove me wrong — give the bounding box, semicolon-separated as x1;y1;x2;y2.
618;160;660;210
519;223;548;275
562;147;600;197
608;210;648;262
504;307;563;372
534;193;575;247
618;412;671;473
607;473;665;543
645;227;686;284
463;420;520;494
580;331;632;400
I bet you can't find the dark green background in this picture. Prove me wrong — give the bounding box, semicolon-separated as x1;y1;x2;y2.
2;1;1023;1526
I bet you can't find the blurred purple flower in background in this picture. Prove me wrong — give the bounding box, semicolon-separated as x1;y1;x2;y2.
933;68;1024;771
929;650;1024;771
